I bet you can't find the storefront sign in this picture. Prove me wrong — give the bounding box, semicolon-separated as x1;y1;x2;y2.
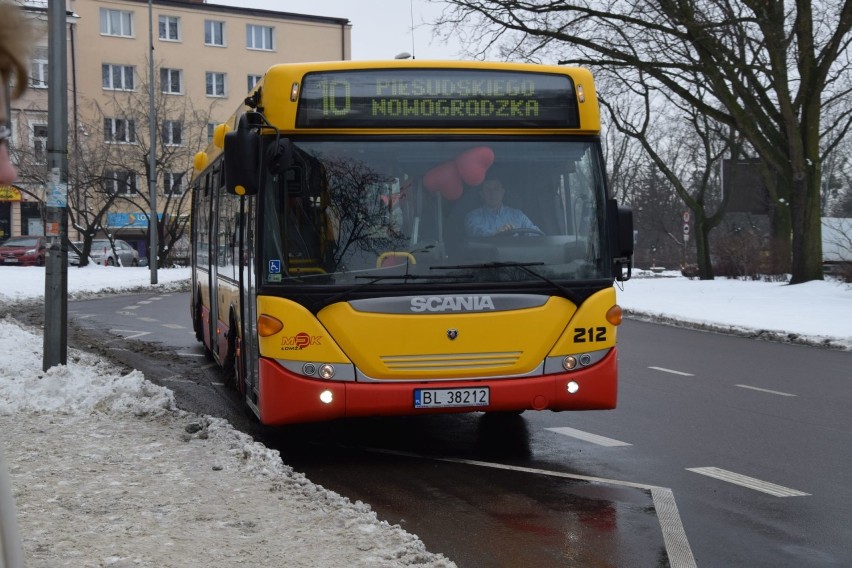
106;212;163;228
0;186;22;202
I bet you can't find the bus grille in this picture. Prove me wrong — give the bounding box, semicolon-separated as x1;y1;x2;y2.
380;351;523;373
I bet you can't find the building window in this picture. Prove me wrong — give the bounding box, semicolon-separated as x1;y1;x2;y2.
162;120;182;146
33;124;48;163
160;68;183;94
205;20;225;46
207;122;216;144
159;15;180;41
104;118;136;144
105;170;137;194
247;74;262;92
31;47;48;89
246;24;274;51
164;172;184;195
205;72;226;97
100;8;134;38
102;64;135;91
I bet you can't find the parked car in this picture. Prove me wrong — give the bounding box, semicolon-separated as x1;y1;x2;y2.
0;236;47;266
67;241;83;266
72;239;140;267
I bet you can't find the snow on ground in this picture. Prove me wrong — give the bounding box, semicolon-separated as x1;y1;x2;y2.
0;264;850;566
0;266;454;567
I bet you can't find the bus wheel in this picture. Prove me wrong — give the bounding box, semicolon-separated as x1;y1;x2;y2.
234;338;246;397
222;313;237;389
192;295;204;342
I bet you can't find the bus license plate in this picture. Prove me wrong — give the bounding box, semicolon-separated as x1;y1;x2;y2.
414;387;489;409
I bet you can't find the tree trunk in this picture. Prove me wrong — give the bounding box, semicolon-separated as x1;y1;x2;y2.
695;215;714;280
789;172;825;283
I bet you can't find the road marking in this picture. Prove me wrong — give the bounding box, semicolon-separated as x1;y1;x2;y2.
70;313;96;319
686;467;810;497
366;447;696;568
161;323;186;330
137;300;152;305
121;305;140;310
177;352;206;358
649;366;694;376
546;426;631;447
735;384;796;397
109;329;151;340
136;317;158;323
652;487;697;568
161;375;193;383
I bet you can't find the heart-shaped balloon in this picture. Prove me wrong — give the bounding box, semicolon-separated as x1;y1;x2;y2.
423;161;464;200
455;146;495;186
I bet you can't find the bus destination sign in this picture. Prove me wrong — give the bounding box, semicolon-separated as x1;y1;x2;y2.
296;69;580;129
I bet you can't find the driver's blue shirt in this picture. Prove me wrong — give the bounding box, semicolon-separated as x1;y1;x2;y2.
465;205;540;237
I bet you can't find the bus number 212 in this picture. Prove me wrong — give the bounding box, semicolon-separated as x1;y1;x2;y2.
573;327;607;343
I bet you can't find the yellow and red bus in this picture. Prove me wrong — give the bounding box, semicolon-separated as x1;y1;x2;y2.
189;60;633;426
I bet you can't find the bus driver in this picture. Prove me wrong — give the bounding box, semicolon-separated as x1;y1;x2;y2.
465;177;541;237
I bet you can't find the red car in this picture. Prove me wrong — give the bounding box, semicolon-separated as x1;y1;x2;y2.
0;236;48;266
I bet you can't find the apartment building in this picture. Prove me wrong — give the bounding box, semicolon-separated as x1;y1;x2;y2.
2;0;351;262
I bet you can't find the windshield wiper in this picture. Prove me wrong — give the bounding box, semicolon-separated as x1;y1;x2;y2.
431;261;575;299
325;272;472;305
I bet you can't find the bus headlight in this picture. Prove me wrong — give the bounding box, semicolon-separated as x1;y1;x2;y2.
566;381;580;394
318;364;335;379
563;356;578;370
319;390;333;404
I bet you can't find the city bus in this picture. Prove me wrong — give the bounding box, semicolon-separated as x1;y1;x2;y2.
189;60;633;426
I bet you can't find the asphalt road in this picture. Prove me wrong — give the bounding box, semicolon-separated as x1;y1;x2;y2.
66;291;852;567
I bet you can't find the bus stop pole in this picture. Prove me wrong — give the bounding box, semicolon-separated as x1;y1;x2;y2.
148;0;158;283
43;0;69;371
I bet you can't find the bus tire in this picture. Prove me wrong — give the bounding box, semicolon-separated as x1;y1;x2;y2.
192;293;204;342
222;311;238;389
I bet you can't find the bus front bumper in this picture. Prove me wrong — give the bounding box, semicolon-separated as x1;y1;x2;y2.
257;348;617;426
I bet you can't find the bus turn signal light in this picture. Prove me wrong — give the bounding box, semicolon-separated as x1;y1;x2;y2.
606;305;623;326
258;314;283;337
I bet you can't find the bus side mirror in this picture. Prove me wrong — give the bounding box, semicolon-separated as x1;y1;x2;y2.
607;199;634;281
224;113;261;196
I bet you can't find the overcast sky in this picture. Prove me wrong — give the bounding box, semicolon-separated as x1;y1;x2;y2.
207;0;464;60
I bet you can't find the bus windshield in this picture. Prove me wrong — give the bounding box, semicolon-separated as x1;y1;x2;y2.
260;138;609;286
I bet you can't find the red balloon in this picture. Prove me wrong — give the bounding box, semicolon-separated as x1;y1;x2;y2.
423;161;464;200
455;146;495;186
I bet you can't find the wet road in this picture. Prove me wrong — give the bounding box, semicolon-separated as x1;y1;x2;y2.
68;291;852;567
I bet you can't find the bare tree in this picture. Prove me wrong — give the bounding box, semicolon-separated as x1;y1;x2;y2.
598;71;739;278
435;0;852;283
87;67;218;267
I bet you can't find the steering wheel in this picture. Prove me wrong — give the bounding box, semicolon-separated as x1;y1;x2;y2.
496;227;545;237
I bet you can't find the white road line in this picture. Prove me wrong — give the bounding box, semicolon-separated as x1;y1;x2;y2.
176;352;206;358
366;447;696;568
649;366;695;377
546;426;632;447
651;487;697;568
686;467;810;497
735;384;797;397
137;300;152;305
136;317;158;323
121;305;140;310
161;323;186;330
161;375;193;383
109;329;151;340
